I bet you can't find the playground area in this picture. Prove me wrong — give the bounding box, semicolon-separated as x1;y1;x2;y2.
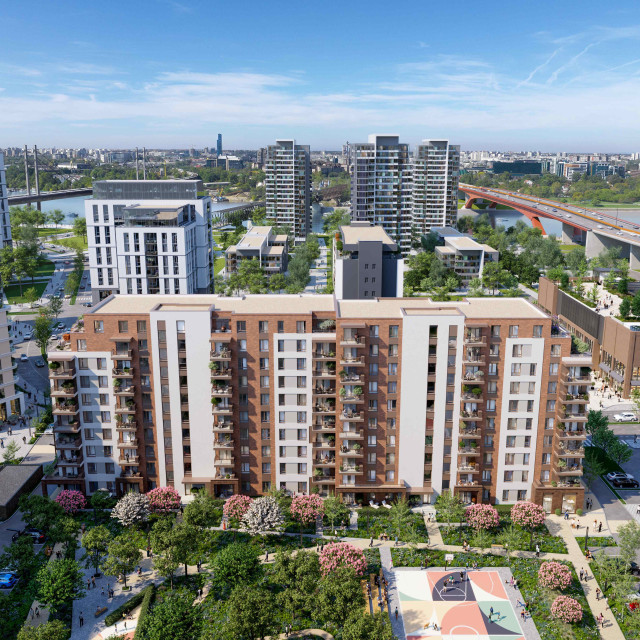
395;568;534;639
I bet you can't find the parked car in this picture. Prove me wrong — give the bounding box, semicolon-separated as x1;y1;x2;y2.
606;472;634;482
613;478;640;488
613;412;636;422
82;302;93;308
0;572;18;589
23;331;32;340
10;528;45;543
35;358;45;367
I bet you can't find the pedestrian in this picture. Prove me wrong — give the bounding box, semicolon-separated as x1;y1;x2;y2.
395;606;398;620
521;609;526;621
516;599;524;608
369;536;374;548
22;436;26;444
579;568;584;581
1;439;4;448
92;575;96;587
395;535;398;547
535;544;540;558
564;510;569;520
35;607;39;618
598;522;603;533
101;586;104;596
460;570;464;582
79;613;84;627
594;519;597;529
265;550;269;562
489;606;494;621
596;588;601;601
87;578;91;589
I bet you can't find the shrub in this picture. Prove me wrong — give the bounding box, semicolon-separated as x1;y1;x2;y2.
465;503;499;530
576;508;583;516
511;501;546;529
146;487;181;513
550;595;583;623
133;584;156;639
555;508;562;516
319;542;367;577
104;585;153;626
538;561;572;590
54;489;86;515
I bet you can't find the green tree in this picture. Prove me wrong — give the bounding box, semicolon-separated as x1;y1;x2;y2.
435;492;465;531
272;550;321;626
90;489;113;522
224;585;278;640
498;525;521;559
268;272;287;293
315;566;364;628
82;525;111;577
210;542;262;594
582;448;606;491
47;295;63;321
323;495;349;533
18;494;64;530
2;439;20;463
0;536;39;579
546;266;564;282
150;519;181;589
72;217;87;239
24;287;38;307
389;497;413;540
620;297;631;319
632;291;640;318
48;209;65;229
182;491;221;529
33;312;53;357
17;620;69;640
102;533;142;588
585;410;609;436
342;612;395;640
472;528;492;554
565;246;587;273
608;439;633;466
0;246;14;288
37;559;85;614
64;272;80;297
617;520;640;563
482;261;507;294
152;520;198;581
49;516;80;546
138;589;202;640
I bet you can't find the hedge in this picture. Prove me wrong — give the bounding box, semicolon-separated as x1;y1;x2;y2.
134;584;156;638
105;585;154;626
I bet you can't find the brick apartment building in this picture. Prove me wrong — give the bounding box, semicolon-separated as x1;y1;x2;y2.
44;295;586;513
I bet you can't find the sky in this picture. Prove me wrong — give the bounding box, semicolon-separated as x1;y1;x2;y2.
1;1;640;151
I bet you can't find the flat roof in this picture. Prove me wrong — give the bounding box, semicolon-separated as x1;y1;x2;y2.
446;236;487;250
341;225;396;247
432;226;464;238
0;464;42;508
237;236;266;249
264;246;285;255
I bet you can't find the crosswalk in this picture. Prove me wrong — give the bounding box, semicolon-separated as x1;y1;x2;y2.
623;503;640;523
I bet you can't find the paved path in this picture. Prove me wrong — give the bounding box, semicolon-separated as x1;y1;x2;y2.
305;236;328;293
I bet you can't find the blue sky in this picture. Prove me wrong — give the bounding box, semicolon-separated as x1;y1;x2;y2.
1;0;640;150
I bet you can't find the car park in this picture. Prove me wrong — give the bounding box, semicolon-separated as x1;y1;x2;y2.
613;412;637;422
0;572;18;589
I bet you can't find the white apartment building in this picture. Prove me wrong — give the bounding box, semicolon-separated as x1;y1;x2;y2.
265;140;311;243
1;309;24;420
349;135;460;254
0;153;12;248
86;180;213;302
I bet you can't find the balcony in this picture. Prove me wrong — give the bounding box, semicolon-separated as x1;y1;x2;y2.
53;402;79;415
460;410;482;421
458;446;480;455
214;472;237;480
48;364;76;378
119;454;139;465
212;422;234;433
340;355;365;366
213;438;234;449
315;457;336;466
563;394;589;404
116;420;137;430
312;474;336;484
340;337;365;347
313;386;336;396
563;412;587;422
339;372;364;383
462;372;485;383
463;354;485;365
115;401;136;414
339;447;363;458
313;440;335;450
456;478;481;487
313;421;336;431
459;428;480;438
113;366;134;377
340;411;364;422
117;437;138;448
557;465;583;476
210;349;231;361
51;383;77;397
55;436;81;449
214;456;235;466
340;429;364;440
313;351;336;360
120;471;142;479
338;464;362;473
558;427;587;439
458;464;479;472
557;442;586;457
210;367;232;379
211;402;233;415
58;453;84;466
114;382;135;395
211;385;232;397
112;348;133;359
464;333;486;346
313;368;336;378
313;403;335;414
54;422;79;433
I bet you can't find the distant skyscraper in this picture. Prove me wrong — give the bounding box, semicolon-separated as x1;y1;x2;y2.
411;140;460;235
0;153;12;248
265;139;311;242
216;134;222;155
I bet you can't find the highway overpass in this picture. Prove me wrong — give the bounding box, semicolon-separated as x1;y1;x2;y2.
459;184;640;267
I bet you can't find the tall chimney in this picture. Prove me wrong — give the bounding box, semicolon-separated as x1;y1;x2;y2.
23;145;30;195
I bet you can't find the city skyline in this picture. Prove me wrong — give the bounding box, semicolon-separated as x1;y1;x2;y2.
0;2;639;149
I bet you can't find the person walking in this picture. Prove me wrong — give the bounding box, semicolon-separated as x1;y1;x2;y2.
79;612;84;627
489;606;494;622
535;544;540;558
598;522;603;533
91;575;96;588
564;510;569;520
579;568;584;581
22;436;26;444
369;536;374;548
395;606;398;620
35;607;39;618
595;588;601;601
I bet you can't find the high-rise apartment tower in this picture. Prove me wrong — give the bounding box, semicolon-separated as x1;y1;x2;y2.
0;153;13;248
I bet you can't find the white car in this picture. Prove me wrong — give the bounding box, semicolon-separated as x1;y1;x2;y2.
606;471;635;481
613;412;637;422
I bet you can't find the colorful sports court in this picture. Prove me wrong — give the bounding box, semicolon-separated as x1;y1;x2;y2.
395;569;527;639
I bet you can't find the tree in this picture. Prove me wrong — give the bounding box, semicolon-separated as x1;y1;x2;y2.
547;266;564;282
582;448;606;491
2;439;20;463
48;209;65;229
268;272;287;293
37;559;85;614
18;494;64;531
318;542;367;577
150;518;181;589
223;494;252;529
111;491;150;528
471;528;492;554
435;492;465;531
224;585;278;640
102;534;142;588
49;516;80;547
632;291;640;318
342;612;395;640
482;261;507;293
565;246;587;273
240;496;284;535
272;551;321;627
64;271;79;297
147;486;181;514
33;313;53;358
137;589;202;640
498;525;521;559
290;494;324;543
511;501;546;549
466;277;485;296
617;520;640;563
389;497;413;540
0;536;39;580
608;439;633;466
183;491;221;529
90;489;113;523
17;620;69;640
620;297;631;319
82;525;111;577
47;295;63;321
585;410;609;436
72;217;87;239
0;245;14;288
54;489;86;514
315;566;364;627
210;542;262;593
323;495;349;534
24;287;38;307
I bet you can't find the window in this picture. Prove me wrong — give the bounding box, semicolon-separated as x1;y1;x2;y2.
369;344;379;356
259;321;269;333
386;470;395;481
546;400;556;412
260;376;270;388
368;470;376;481
368;417;377;429
388;363;397;375
369;325;379;337
260;358;269;370
389;325;399;338
491;325;501;337
549;363;559;375
118;321;128;334
533;325;543;338
238;339;247;351
486;399;496;411
368;381;377;394
369;399;378;411
176;320;185;332
388;381;397;393
277;321;284;333
261;428;270;440
546;418;554;429
237;321;246;333
550;344;561;357
94;321;104;333
509;325;519;338
260;393;269;405
512;345;523;358
369;363;378;376
296;321;306;333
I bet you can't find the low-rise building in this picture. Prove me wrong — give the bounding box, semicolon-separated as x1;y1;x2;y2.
333;222;404;299
225;225;289;277
433;227;499;285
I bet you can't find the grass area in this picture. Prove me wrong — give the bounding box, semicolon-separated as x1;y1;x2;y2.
441;522;567;554
7;310;39;315
34;257;55;278
575;536;618;557
4;280;48;304
55;235;88;251
214;256;225;275
391;549;598;640
37;228;69;236
339;507;429;543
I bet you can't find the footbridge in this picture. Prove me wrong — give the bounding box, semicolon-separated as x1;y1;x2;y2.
8;188;93;205
459;184;640;267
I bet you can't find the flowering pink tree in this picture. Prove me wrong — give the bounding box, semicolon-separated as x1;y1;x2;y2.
538;561;572;590
223;494;252;527
511;501;546;548
55;489;86;514
319;542;367;577
290;494;324;542
551;595;583;623
465;504;499;531
146;487;181;514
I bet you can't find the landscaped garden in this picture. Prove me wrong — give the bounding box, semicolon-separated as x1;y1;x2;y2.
339;503;429;543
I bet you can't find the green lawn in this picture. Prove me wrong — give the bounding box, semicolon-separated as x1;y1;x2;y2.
34;257;55;278
4;281;48;304
55;235;88;251
37;228;69;236
214;256;225;275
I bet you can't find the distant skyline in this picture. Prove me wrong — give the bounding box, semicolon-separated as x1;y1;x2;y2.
1;1;640;151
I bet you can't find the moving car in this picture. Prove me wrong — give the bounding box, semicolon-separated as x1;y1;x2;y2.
552;208;558;212
0;572;18;589
35;358;45;367
23;331;32;340
10;528;45;543
613;412;636;422
56;322;65;330
20;353;28;362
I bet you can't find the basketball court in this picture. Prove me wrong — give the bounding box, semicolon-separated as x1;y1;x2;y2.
395;569;527;639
